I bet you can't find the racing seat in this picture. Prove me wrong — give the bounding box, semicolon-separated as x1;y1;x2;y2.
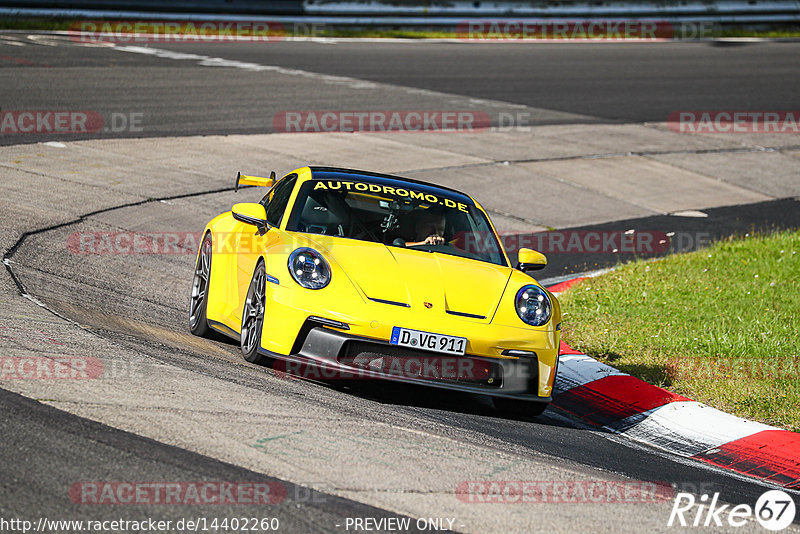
297;196;346;237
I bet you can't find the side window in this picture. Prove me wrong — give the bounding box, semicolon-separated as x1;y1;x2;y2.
264;175;297;227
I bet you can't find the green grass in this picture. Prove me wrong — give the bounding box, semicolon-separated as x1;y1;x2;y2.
0;18;76;32
558;230;800;431
718;28;800;38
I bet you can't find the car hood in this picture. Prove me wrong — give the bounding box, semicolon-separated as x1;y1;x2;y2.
308;237;512;321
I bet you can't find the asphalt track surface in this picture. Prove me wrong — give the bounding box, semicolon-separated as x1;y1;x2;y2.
540;198;800;274
0;388;424;532
2;35;800;531
159;40;800;122
1;36;799;144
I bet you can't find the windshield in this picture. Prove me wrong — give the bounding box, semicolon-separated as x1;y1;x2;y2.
285;178;507;267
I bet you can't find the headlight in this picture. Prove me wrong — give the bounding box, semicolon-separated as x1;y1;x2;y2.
288;248;331;290
515;285;551;326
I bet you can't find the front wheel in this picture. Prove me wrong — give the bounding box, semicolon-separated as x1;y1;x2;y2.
241;262;267;364
189;233;213;337
492;397;548;417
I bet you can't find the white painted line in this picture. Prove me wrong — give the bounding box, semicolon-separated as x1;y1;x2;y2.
619;401;775;457
111;45;529;110
543;267;614;295
25;34;62;47
670;209;708;218
0;35;27;47
27;33;116;48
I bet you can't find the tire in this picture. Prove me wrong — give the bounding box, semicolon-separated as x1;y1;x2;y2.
241;261;267;364
189;233;213;337
492;397;548;417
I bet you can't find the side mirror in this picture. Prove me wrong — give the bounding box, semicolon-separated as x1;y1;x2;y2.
517;248;547;272
232;203;268;236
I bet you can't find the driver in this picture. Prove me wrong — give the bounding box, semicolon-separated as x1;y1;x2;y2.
404;207;446;247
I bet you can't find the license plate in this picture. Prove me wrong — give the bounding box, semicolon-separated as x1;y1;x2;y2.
390;327;466;356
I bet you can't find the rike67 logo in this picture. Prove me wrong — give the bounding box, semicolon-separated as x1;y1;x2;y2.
668;490;796;531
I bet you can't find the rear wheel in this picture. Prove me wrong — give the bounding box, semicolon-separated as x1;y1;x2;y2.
189;233;213;337
241;262;267;364
492;397;548;416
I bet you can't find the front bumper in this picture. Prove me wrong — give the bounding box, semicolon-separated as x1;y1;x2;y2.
260;326;551;402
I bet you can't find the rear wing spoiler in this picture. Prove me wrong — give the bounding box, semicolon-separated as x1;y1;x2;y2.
235;171;276;192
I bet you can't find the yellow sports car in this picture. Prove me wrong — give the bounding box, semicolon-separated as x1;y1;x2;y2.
189;166;560;414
